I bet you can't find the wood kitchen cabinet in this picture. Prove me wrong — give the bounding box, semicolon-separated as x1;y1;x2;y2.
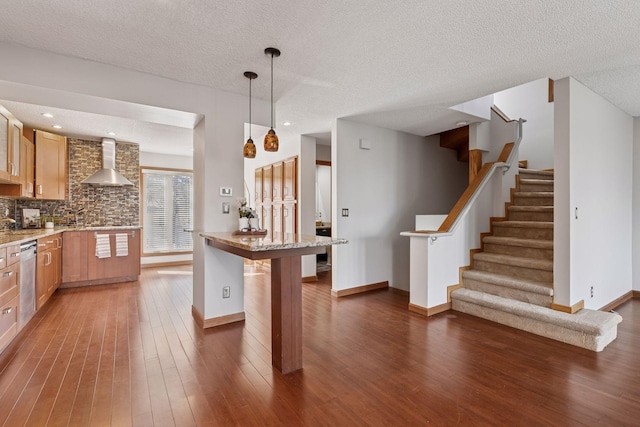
36;236;61;310
86;230;140;281
62;231;88;283
0;104;22;184
35;130;67;200
19;135;35;197
0;245;20;353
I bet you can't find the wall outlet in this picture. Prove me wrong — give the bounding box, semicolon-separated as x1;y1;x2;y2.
341;208;349;217
590;286;594;298
222;202;230;214
223;286;230;298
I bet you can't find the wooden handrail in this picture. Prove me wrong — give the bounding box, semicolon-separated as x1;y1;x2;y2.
436;112;525;234
491;105;516;123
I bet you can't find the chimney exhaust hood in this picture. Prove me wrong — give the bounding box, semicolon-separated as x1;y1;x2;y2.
81;138;133;186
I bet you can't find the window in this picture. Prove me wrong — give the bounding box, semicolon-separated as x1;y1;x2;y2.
141;168;193;254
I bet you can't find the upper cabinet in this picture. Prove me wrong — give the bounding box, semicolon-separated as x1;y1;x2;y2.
0;104;21;184
35;130;67;200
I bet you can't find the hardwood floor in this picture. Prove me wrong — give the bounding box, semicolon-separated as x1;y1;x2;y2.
1;263;639;426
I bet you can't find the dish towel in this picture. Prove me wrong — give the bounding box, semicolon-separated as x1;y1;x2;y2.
95;234;111;258
115;233;129;257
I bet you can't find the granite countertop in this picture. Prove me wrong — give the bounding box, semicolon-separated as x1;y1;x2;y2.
200;231;347;252
0;226;142;248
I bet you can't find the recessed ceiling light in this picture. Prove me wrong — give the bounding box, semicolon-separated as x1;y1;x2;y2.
52;125;62;129
41;113;54;118
282;121;292;126
455;121;468;127
107;131;116;136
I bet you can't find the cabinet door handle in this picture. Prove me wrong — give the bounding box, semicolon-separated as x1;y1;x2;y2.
1;307;13;315
0;257;4;263
28;182;33;193
38;243;46;247
3;271;13;277
38;184;43;195
46;240;54;244
46;253;52;266
10;252;19;258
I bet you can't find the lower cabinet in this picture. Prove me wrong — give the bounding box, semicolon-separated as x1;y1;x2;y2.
62;230;140;285
0;244;20;353
36;236;61;310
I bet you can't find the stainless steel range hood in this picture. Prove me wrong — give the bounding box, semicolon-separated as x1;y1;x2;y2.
81;138;133;186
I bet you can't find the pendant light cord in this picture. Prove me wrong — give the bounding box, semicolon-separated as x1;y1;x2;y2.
270;52;274;129
249;76;252;139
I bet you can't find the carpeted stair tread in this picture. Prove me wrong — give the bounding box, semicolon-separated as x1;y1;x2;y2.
451;288;621;337
462;270;553;296
483;236;553;250
508;206;554;213
514;191;554;198
473;252;553;271
519;178;554;185
493;221;553;229
519;168;554;179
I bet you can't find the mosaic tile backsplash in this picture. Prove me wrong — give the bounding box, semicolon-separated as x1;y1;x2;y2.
1;138;140;229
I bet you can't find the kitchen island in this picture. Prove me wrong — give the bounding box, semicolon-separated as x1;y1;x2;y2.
201;231;346;374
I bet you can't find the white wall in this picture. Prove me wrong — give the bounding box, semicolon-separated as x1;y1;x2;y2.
140;151;193;170
554;77;633;309
139;151;194;266
634;117;640;292
0;42;271;322
332;119;468;292
316;165;331;224
494;78;554;170
316;144;331;162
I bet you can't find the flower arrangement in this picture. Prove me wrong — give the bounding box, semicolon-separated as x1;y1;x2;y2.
236;198;256;218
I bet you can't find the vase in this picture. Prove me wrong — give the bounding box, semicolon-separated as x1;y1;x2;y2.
249;218;260;231
239;218;249;231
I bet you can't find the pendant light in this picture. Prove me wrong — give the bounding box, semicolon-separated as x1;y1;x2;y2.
264;47;281;152
243;71;258;159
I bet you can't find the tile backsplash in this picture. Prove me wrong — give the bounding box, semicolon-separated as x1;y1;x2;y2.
1;138;140;229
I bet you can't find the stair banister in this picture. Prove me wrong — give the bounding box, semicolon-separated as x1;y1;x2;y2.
435;116;526;237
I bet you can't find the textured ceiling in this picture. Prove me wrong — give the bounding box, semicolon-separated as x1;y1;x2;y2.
1;0;639;153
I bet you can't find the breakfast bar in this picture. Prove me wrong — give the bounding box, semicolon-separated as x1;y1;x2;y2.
201;232;346;374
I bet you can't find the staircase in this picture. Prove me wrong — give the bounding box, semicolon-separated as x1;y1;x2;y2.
451;168;622;351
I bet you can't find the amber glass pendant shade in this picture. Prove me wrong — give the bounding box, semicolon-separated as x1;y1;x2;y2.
263;47;281;153
243;71;258;159
243;138;257;158
264;128;279;152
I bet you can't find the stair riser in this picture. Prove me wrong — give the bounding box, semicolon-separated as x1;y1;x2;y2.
513;195;554;206
508;210;554;222
450;299;616;352
462;278;552;307
493;226;553;240
519;172;554;181
473;260;553;282
519;183;554;192
483;243;553;261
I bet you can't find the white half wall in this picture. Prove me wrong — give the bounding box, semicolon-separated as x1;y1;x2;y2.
332;119;468;292
494;78;554;170
634;117;640;291
554;77;633;309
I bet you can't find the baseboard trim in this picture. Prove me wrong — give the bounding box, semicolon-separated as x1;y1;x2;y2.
192;306;245;329
551;300;584;314
600;291;634;312
408;302;451;317
302;275;318;283
389;287;409;296
331;281;388;298
142;261;193;269
60;276;138;288
634;291;640;298
448;283;463;302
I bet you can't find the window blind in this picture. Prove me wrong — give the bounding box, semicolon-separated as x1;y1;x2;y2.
142;169;193;254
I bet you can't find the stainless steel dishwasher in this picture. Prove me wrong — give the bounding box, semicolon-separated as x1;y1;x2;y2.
19;240;37;329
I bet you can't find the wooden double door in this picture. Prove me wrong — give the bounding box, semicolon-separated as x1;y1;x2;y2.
255;157;297;237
